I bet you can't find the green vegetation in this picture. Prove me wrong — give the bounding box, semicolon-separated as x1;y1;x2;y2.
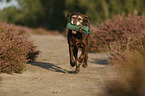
0;0;145;31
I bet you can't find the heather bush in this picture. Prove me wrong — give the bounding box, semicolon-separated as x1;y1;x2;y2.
103;50;145;96
90;14;145;96
90;14;145;54
0;21;39;73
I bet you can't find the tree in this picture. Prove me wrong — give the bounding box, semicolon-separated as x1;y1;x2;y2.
0;0;145;30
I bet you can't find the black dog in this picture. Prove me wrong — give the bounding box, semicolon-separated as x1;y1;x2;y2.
66;13;91;74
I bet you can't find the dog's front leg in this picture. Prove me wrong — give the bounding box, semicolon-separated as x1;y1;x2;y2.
74;44;87;74
82;46;89;68
69;45;75;67
83;37;90;68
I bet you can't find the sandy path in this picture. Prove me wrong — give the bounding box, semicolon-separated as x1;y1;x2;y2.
0;34;110;96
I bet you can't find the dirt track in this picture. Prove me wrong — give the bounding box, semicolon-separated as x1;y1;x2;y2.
0;34;110;96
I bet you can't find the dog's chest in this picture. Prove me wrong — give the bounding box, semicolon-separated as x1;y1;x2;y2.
71;33;84;48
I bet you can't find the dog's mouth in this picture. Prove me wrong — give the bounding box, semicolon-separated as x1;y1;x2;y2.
72;30;77;34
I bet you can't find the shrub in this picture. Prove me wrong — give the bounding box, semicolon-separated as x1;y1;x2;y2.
0;21;39;73
90;14;145;54
103;50;145;96
94;14;145;96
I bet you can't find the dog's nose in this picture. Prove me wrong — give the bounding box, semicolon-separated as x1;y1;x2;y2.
73;20;77;23
73;21;78;25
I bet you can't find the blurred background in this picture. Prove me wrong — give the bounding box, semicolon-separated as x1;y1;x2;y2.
0;0;145;32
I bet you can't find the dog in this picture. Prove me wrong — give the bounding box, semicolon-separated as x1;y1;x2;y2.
66;13;91;74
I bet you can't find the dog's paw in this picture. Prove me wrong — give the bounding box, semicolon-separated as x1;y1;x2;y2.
74;68;80;74
82;63;87;68
70;62;76;67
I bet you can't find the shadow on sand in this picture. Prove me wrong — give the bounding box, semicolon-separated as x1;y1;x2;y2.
29;61;74;74
89;59;109;65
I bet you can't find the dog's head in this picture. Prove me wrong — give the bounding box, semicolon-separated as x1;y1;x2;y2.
66;13;89;26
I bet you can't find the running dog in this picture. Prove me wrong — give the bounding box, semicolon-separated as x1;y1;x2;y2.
66;13;91;74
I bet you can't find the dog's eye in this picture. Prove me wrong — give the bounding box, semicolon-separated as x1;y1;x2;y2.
78;18;83;21
72;17;76;19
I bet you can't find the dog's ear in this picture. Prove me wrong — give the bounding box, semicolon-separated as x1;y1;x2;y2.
65;13;72;18
84;16;88;21
84;15;89;23
84;15;90;26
